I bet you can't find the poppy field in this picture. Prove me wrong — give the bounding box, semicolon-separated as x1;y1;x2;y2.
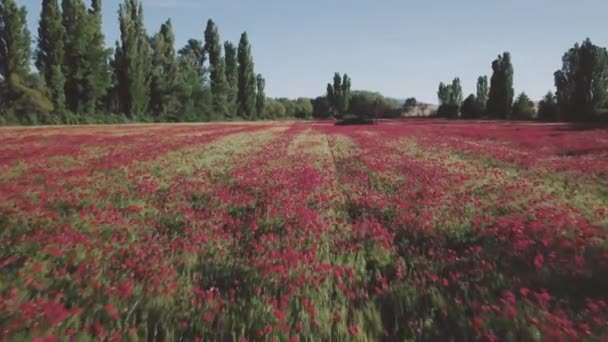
1;120;608;341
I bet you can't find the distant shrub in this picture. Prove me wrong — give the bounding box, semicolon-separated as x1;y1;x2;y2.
335;114;377;126
437;104;459;118
461;94;483;119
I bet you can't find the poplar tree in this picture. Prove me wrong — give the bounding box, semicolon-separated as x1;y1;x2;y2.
327;72;351;118
204;19;227;119
87;0;111;113
0;0;53;121
178;39;205;76
115;0;151;118
437;82;451;105
224;41;237;118
176;38;210;121
341;74;351;114
449;77;463;106
487;52;514;119
0;0;53;124
237;32;256;118
62;0;110;114
256;73;265;118
476;75;488;112
36;0;65;114
0;0;32;84
437;77;462;118
150;19;179;120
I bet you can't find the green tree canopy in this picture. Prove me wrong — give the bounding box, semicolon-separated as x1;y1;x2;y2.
538;91;559;121
0;0;32;83
35;0;65;114
437;77;462;118
487;52;514;119
403;97;417;112
114;0;151;118
512;92;535;120
461;94;482;119
476;75;488;112
554;38;608;121
204;19;227;119
237;32;256;119
255;74;265;118
327;73;351;118
178;39;205;75
224;41;237;118
62;0;111;114
1;0;53;123
150;19;179;120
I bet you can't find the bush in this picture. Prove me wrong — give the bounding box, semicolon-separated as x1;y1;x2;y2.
538;92;559;121
437;104;459;118
335;114;377;126
512;92;536;120
461;94;483;119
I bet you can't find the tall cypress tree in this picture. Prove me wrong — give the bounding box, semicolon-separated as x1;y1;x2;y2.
449;77;463;106
487;52;514;119
436;78;461;118
476;75;488;112
1;0;53;122
341;73;351;114
36;0;66;114
115;0;151;118
437;82;451;105
326;72;351;118
255;73;265;118
237;32;256;119
62;0;110;114
224;41;237;118
61;0;86;113
204;19;227;119
150;19;179;120
86;0;111;114
503;52;514;118
0;0;32;85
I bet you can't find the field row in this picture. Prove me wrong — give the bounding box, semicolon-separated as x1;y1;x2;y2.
1;121;607;341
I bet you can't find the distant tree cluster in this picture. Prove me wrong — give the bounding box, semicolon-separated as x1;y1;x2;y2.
554;38;608;121
312;89;402;120
436;40;608;122
0;0;267;125
3;0;608;125
326;73;351;119
437;78;462;118
263;97;313;120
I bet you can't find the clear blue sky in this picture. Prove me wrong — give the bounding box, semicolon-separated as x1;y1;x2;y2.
20;0;608;103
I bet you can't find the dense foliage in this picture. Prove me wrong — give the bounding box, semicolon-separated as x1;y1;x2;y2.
0;0;267;125
437;78;462;118
476;76;488;113
487;52;514;119
435;40;608;122
512;92;536;120
555;38;608;121
326;73;352;119
3;2;608;124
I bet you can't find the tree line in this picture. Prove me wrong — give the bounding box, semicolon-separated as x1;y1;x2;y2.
437;39;608;122
3;0;607;125
0;0;268;125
